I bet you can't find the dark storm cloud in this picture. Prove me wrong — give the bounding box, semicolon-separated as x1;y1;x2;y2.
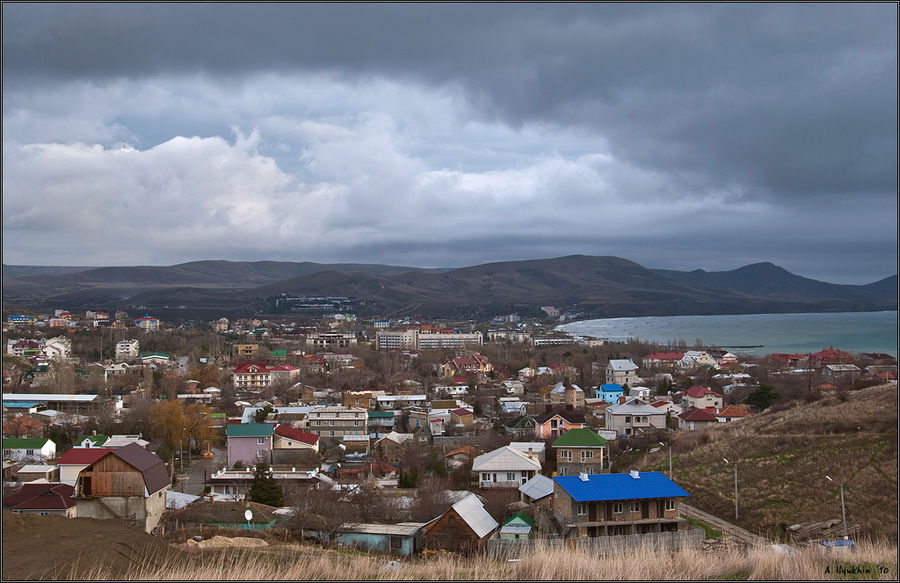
4;3;896;201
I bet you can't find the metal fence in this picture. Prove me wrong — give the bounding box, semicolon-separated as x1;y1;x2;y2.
486;528;705;559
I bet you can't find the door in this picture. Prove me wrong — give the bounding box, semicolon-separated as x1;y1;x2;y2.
589;503;597;521
642;501;650;519
605;503;612;521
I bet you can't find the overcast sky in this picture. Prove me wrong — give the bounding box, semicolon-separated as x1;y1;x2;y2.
3;3;897;284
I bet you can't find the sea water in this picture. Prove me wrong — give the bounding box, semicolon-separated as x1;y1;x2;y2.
556;311;898;357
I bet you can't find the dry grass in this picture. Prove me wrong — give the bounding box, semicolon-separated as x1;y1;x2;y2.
69;539;898;581
636;384;898;542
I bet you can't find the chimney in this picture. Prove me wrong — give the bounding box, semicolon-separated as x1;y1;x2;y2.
92;430;97;436
579;472;589;482
630;469;640;479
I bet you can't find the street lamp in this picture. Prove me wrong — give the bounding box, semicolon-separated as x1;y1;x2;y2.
724;458;738;521
658;441;673;479
826;475;849;540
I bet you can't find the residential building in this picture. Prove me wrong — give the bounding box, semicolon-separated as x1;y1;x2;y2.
607;359;639;386
508;441;546;463
552;471;689;537
642;352;684;371
449;408;475;427
272;424;319;453
438;354;494;378
552;428;608;476
422;492;498;552
232;343;260;361
549;382;585;408
596;384;625;404
823;364;862;384
367;410;397;437
205;467;325;499
678;351;717;370
519;473;555;507
604;398;667;436
714;405;751;423
73;443;169;533
499;511;535;540
472;445;541;489
2;438;56;463
375;431;414;466
334;522;427;556
681;386;724;409
58;448;113;485
308;406;368;437
231;362;276;389
677;407;719;431
226;423;274;467
115;339;140;362
41;336;72;360
376;327;483;351
134;314;160;332
534;408;586;440
3;482;76;517
305;332;358;349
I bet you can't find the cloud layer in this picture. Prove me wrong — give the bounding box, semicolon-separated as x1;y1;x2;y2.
3;4;897;284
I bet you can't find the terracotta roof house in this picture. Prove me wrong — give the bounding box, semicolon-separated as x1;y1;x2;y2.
74;443;170;532
810;346;855;365
678;407;719;431
2;482;77;516
715;405;750;423
444;445;479;469
682;386;724;409
642;352;684;370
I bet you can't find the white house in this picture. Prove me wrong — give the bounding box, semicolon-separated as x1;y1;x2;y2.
604;398;668;436
606;359;639;386
679;351;717;370
2;438;56;463
472;445;541;489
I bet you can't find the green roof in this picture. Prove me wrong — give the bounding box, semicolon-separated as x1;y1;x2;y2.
368;410;394;418
503;511;535;527
210;413;226;419
75;434;109;446
226;423;274;437
271;349;287;357
551;427;608;447
2;438;50;449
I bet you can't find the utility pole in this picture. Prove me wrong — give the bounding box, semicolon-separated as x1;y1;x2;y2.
724;458;738;521
826;476;849;540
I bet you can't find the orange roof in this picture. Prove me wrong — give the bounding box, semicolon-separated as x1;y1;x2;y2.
716;405;750;418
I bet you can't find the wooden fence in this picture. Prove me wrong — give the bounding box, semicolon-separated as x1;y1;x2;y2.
486;528;705;559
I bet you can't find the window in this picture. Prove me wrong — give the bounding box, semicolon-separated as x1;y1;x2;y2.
631;502;640;513
354;420;359;426
316;420;321;426
481;473;491;482
550;419;558;428
624;416;631;423
581;450;593;461
257;449;266;458
506;472;515;482
613;503;624;514
257;437;265;444
576;503;587;516
560;450;572;461
666;500;676;512
448;516;455;525
390;536;402;549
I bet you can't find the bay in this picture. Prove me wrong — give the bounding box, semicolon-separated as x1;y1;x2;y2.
556;311;898;358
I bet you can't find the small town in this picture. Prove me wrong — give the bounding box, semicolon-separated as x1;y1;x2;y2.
1;307;897;579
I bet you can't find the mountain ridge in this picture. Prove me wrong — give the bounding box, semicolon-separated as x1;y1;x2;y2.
2;256;896;320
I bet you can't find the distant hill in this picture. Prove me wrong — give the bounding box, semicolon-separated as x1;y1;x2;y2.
2;255;895;319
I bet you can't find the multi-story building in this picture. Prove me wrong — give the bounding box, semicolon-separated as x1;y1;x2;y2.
134;314;160;332
376;327;483;351
606;359;639;386
552;471;689;537
552;428;608;476
681;386;724;410
307;406;368;437
232;343;260;361
305;332;358;349
231;362;273;389
549;382;585;408
115;339;140;362
604;398;668;436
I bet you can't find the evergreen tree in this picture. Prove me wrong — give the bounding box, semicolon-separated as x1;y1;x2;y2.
247;463;284;507
744;383;778;411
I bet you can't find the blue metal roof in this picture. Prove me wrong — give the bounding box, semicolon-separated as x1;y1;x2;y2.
599;384;624;392
554;472;690;502
3;401;44;408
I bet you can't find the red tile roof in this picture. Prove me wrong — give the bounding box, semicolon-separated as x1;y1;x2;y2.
685;385;723;399
2;483;76;510
273;424;319;445
678;407;719;422
716;405;750;418
450;408;473;417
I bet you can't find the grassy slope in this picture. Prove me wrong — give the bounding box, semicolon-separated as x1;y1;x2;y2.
630;384;898;542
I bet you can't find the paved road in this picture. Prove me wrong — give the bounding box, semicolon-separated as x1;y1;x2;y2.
681;503;769;546
175;447;227;496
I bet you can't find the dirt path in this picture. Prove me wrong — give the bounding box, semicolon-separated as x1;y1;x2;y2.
681;503;769;547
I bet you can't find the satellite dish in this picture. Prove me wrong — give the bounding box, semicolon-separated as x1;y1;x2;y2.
244;509;253;521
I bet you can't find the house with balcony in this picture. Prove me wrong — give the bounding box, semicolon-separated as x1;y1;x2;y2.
641;352;684;372
552;470;689;537
472;445;541;489
606;359;639;386
604;398;668;436
552;428;608;476
681;386;724;410
115;339;140;362
308;406;368;437
226;423;274;467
